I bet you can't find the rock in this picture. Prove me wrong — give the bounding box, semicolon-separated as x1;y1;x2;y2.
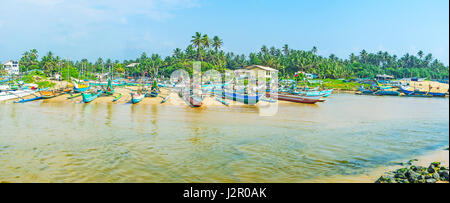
438;170;449;181
430;162;441;168
395;173;407;179
407;159;419;165
406;171;420;181
426;179;437;183
432;172;440;180
428;166;436;173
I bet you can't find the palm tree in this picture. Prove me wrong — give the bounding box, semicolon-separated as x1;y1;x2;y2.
212;36;223;53
191;32;203;61
417;50;424;59
311;46;318;54
202;34;210;50
283;44;290;56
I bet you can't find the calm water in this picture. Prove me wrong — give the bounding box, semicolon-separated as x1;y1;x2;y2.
0;94;448;182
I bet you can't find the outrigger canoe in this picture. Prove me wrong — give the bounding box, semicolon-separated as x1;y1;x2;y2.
73;82;90;93
113;93;123;102
271;93;321;104
14;96;43;103
131;93;145;104
39;90;61;99
189;96;203;107
214;90;262;105
82;90;103;103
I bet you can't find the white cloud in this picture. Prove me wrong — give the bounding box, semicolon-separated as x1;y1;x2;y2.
5;0;200;22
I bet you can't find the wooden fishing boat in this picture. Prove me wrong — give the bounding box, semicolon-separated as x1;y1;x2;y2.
147;90;159;97
73;82;90;93
39;90;61;99
104;79;115;95
291;89;333;97
399;86;425;95
270;93;322;104
374;90;400;96
67;93;82;99
112;93;123;102
131;92;145;104
161;95;170;103
427;92;446;97
214;90;262;105
82;90;103;103
398;86;444;97
215;97;230;106
189;96;203;107
14;96;43;103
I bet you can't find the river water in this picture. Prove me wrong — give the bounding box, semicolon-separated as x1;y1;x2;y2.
0;94;448;182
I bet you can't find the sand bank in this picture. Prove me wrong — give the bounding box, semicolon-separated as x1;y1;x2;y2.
312;148;449;183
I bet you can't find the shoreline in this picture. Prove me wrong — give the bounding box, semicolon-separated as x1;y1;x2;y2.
312;147;449;183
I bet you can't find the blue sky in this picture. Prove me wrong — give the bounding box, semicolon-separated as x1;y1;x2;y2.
0;0;449;64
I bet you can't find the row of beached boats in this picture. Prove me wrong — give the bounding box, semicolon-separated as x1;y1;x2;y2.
357;85;447;97
3;77;334;106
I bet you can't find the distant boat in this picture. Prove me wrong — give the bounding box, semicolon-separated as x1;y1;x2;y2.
427;92;446;97
374;90;400;96
399;86;445;97
82;90;103;103
292;89;333;97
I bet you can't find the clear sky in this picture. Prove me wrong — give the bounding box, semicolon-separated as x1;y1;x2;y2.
0;0;449;64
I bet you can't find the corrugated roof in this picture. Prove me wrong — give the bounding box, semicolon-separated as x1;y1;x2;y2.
244;65;278;72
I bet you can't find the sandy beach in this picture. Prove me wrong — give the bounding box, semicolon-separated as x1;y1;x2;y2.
314;148;449;183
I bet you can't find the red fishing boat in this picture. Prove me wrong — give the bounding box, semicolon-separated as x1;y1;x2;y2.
189;96;203;107
268;93;322;104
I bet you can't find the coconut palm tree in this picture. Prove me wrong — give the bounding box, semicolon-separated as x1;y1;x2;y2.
191;32;203;61
212;36;223;54
202;34;210;50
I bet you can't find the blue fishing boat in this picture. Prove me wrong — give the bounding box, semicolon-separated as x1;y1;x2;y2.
73;82;90;93
427;92;446;97
292;89;333;97
374;90;400;96
131;92;145;104
214;90;262;105
82;90;103;103
14;96;43;103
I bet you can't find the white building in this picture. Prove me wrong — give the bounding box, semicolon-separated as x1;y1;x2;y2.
244;65;278;79
3;60;20;75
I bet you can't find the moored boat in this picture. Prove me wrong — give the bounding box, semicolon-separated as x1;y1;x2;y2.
39;90;61;99
270;93;321;104
73;82;90;93
112;93;123;102
214;90;262;105
82;90;103;103
131;92;145;104
189;96;203;107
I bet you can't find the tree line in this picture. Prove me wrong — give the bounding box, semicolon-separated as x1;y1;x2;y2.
8;32;449;80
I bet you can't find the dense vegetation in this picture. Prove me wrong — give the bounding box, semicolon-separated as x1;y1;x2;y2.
3;33;449;80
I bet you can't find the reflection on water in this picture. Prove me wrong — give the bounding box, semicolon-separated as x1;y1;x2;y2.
0;94;448;182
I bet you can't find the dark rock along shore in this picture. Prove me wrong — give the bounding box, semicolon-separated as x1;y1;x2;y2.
376;161;449;183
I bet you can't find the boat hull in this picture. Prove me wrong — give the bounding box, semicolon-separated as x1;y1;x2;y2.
74;87;90;93
215;91;261;105
131;93;145;104
82;91;102;103
273;93;321;104
189;96;203;107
